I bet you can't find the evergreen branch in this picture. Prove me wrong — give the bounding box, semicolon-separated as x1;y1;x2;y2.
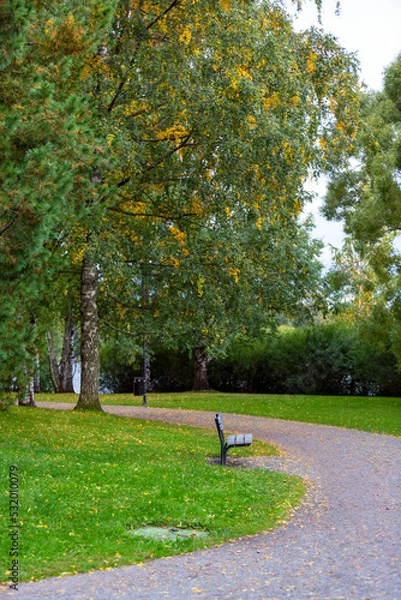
0;211;19;236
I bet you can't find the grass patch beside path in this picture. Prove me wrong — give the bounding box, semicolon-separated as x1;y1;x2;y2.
1;407;303;583
38;391;401;436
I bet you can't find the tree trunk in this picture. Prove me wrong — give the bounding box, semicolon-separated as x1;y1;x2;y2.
19;316;37;406
47;307;76;393
75;253;102;410
33;353;41;393
18;377;36;406
47;331;62;392
145;357;152;392
193;345;211;391
59;306;75;392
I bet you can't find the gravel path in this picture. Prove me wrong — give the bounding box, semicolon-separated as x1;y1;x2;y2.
3;403;401;600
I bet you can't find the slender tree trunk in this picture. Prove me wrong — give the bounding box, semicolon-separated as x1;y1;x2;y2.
47;331;62;392
18;376;36;406
47;307;76;393
193;344;211;391
145;357;152;392
19;316;37;406
59;306;75;392
75;253;102;410
33;353;40;393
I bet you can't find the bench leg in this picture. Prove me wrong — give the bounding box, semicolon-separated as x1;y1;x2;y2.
221;445;228;466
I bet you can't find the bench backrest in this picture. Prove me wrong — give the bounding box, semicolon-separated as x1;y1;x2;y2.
215;412;225;445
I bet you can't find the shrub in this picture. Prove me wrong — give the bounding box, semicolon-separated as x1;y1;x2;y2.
100;340;194;393
0;393;14;411
100;320;401;396
211;320;401;396
150;347;193;392
100;339;141;393
265;322;355;395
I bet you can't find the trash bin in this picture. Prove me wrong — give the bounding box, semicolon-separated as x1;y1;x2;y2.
133;377;144;396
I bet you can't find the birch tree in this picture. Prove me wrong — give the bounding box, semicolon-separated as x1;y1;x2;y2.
0;1;360;407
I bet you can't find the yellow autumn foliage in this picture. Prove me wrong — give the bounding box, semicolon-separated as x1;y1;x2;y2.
179;27;192;45
306;52;318;75
156;125;189;142
228;267;240;283
169;226;186;245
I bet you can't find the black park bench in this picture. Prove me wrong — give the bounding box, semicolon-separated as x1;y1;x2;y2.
215;412;252;466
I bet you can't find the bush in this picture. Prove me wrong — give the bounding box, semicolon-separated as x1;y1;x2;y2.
100;340;194;393
0;393;14;411
350;312;401;396
211;320;401;396
209;337;274;393
150;347;193;392
265;322;355;395
100;339;141;393
100;319;401;396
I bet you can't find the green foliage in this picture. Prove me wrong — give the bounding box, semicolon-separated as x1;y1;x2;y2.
324;84;401;241
322;52;401;375
350;305;401;396
209;336;271;393
0;393;14;411
100;337;142;393
208;323;353;395
1;0;361;403
0;0;117;390
210;321;401;396
0;407;301;581
93;0;359;376
38;361;55;394
267;322;356;394
100;339;194;392
99;319;401;396
322;55;401;350
149;347;194;393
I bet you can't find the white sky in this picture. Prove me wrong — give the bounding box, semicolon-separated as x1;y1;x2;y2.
288;0;401;266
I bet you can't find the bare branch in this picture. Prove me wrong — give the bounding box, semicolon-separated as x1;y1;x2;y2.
101;319;154;338
107;205;198;220
142;133;193;174
145;0;182;31
115;134;193;188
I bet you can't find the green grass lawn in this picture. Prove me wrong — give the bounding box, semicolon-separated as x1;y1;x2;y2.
1;407;304;583
37;391;401;436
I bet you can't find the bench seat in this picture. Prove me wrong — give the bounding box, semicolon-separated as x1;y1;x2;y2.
226;433;253;447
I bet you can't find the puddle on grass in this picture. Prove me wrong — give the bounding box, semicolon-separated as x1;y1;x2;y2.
128;526;209;541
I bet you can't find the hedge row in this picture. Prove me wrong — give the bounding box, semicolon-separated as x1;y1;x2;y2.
100;320;401;396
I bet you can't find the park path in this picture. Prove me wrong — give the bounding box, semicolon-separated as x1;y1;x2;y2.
3;403;401;599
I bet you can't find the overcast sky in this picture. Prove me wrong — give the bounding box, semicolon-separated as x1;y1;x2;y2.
288;0;401;266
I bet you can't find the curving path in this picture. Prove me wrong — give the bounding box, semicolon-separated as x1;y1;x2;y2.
3;404;401;599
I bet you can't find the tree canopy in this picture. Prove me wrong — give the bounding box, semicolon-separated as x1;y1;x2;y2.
0;0;361;406
323;53;401;366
